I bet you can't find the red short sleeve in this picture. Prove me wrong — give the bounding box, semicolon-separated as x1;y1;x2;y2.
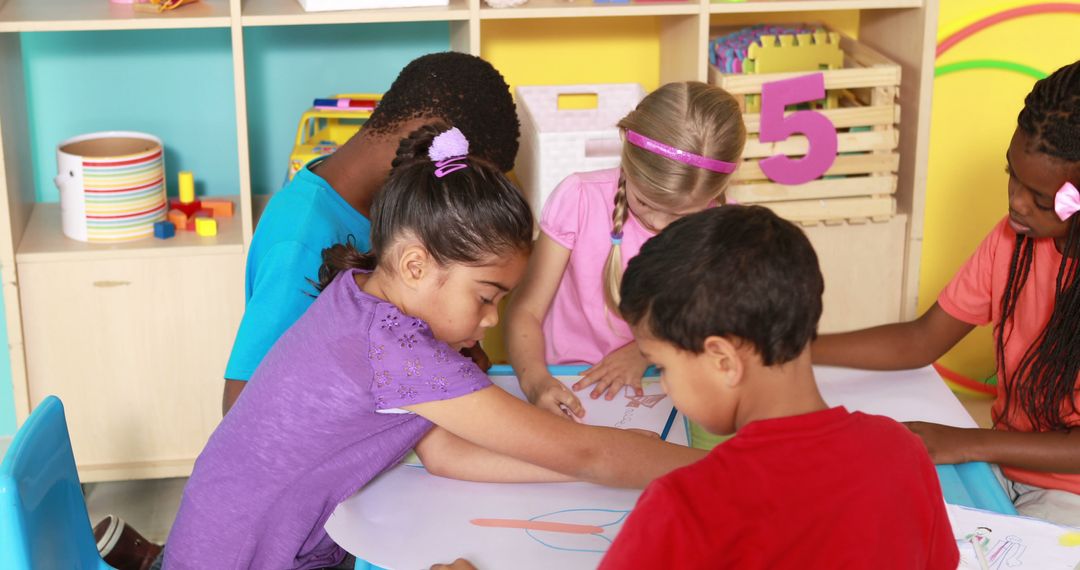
599;479;711;570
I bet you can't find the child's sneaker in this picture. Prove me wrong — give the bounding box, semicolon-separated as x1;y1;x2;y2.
93;515;163;570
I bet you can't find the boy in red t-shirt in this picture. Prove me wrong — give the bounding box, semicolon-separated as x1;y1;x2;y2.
601;206;959;570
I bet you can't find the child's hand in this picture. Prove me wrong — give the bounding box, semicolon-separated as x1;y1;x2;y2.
523;373;585;420
904;421;975;464
461;343;492;371
574;343;649;401
430;558;477;570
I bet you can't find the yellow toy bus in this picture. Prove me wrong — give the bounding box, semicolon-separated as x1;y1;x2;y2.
287;93;382;181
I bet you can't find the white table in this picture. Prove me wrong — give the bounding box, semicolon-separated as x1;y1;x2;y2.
326;366;978;569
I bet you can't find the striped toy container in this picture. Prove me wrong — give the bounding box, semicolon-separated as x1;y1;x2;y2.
54;131;168;243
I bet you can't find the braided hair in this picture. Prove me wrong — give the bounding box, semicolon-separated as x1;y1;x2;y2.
998;59;1080;431
602;82;746;314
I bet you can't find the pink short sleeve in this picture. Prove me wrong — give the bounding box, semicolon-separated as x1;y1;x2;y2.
937;222;1005;326
367;304;490;411
539;174;587;249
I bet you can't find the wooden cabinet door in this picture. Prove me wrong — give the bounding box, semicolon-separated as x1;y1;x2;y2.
17;252;244;481
805;215;908;333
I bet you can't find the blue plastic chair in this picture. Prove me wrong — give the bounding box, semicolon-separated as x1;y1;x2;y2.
0;396;114;569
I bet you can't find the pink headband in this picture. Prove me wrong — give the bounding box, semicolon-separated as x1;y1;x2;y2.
626;130;737;174
1055;182;1080;222
429;127;470;178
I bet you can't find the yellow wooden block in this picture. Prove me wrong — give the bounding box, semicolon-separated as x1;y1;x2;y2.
195;217;217;237
178;171;195;204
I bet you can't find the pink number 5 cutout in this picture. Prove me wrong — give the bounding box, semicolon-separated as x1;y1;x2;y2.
758;73;838;185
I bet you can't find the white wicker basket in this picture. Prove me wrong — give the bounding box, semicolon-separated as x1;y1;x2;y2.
514;83;645;214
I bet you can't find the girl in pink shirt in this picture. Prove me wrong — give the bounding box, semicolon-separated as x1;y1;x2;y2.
507;81;746;418
813;59;1080;526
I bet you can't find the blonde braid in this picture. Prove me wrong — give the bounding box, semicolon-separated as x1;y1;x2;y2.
603;177;631;315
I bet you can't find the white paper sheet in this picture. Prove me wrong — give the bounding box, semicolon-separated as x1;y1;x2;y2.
327;366;982;569
813;366;979;428
949;503;1080;569
330;466;641;570
489;374;682;439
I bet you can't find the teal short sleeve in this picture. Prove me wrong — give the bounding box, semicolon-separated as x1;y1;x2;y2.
224;241;322;381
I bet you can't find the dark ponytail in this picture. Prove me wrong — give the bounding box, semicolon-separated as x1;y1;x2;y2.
391;121;450;168
315;121;534;292
314;239;376;293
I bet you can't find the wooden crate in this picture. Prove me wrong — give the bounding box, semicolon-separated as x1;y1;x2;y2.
709;28;902;225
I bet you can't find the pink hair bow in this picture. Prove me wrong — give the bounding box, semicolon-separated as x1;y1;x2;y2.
1055;181;1080;222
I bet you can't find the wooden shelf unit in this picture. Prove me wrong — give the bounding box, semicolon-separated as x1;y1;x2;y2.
15;202;244;264
0;0;232;32
0;0;938;480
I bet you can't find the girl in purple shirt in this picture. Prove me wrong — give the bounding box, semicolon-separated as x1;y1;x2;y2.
164;123;702;570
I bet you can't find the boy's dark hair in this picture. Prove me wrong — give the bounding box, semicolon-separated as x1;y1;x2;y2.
619;206;823;366
999;59;1080;431
364;52;520;173
316;121;533;291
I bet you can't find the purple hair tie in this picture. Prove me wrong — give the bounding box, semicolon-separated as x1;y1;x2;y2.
626;130;737;174
429;127;470;178
610;231;623;246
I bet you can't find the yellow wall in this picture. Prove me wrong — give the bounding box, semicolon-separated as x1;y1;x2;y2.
922;1;1080;379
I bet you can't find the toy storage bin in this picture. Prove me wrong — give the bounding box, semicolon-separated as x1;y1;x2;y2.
709;27;902;226
54;132;168;243
514;83;645;214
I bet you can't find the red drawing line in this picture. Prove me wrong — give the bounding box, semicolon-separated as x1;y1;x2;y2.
937;3;1080;58
470;518;603;535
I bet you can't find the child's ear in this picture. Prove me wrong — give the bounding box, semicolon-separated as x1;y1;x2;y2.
702;336;743;388
397;244;431;289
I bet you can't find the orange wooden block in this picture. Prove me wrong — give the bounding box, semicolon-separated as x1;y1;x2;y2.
167;209;189;231
201;199;234;218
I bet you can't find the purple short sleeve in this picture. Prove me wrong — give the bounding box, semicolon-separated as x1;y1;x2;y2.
368;303;491;411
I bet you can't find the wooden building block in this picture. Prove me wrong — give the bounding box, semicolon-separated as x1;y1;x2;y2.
195;217;218;237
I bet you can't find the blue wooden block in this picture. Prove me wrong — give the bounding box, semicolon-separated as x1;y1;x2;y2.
153;220;176;239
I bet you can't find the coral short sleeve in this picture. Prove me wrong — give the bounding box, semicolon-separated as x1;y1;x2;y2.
539;175;588;249
367;304;491;411
937;223;1002;326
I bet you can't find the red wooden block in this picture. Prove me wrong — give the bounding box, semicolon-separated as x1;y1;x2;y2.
169;198;202;217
